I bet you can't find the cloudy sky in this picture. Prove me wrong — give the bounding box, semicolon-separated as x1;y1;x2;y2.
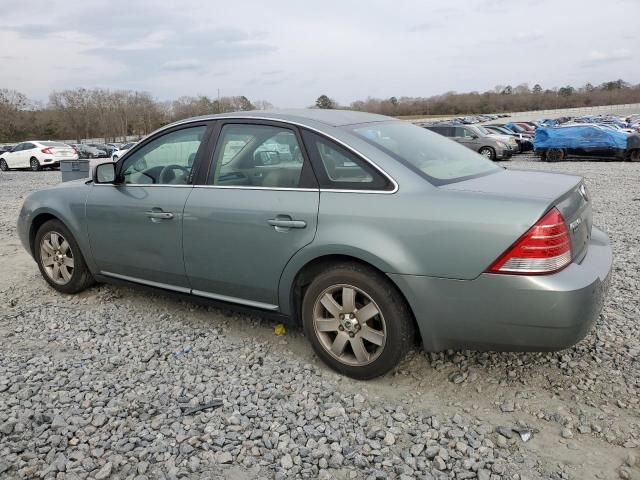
0;0;638;107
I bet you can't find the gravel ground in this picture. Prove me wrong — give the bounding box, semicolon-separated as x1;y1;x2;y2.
0;156;639;480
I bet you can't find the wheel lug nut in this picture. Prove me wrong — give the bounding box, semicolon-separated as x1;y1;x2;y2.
349;332;355;338
338;325;344;331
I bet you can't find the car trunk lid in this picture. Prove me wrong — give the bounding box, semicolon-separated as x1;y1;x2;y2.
442;169;592;264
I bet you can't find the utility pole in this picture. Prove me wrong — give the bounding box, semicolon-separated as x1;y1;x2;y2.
217;88;220;113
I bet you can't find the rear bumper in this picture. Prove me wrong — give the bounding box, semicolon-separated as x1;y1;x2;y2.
389;227;612;351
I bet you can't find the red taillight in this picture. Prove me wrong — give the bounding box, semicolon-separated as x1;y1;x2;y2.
486;208;572;275
41;147;52;154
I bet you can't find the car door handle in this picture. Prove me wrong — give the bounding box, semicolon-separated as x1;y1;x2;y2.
268;217;307;230
145;210;174;220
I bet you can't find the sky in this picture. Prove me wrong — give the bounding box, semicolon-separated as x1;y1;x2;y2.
0;0;638;108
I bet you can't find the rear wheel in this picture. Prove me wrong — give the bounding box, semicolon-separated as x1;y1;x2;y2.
30;157;42;171
478;147;496;160
35;220;94;294
546;148;565;162
0;159;8;171
629;150;640;162
301;262;415;380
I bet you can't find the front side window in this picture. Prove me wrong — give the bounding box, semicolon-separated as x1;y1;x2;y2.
121;126;206;185
348;121;501;185
209;124;306;188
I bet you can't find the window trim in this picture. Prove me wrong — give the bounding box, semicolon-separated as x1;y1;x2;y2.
301;129;393;192
174;117;398;194
200;119;318;190
114;122;214;186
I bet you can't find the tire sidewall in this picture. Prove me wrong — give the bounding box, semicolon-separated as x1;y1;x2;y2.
0;159;7;171
34;220;91;294
301;264;413;380
30;157;41;171
479;147;495;160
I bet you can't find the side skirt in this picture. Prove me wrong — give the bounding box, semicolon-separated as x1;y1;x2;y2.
93;273;293;325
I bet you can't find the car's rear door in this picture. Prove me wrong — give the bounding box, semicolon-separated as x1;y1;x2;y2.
22;143;38;166
183;120;319;309
5;143;23;168
85;122;213;290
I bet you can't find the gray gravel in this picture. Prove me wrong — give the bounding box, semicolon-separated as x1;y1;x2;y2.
0;156;639;480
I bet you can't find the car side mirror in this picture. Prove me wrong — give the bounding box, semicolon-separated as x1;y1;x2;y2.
94;162;116;184
470;134;478;139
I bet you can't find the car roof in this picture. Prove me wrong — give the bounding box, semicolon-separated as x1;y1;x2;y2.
166;109;394;129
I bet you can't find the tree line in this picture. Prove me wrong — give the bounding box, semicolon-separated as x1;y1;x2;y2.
2;78;639;143
0;88;271;143
317;79;640;117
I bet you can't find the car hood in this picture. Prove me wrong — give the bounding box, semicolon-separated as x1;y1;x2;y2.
440;169;582;201
486;134;516;143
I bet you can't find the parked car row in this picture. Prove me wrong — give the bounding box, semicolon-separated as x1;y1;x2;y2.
431;114;512;125
0;141;137;171
418;121;527;159
527;114;640;162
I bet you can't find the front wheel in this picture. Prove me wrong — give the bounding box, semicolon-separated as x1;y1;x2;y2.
0;159;8;171
478;147;496;160
30;157;42;171
629;150;640;162
301;263;415;380
35;220;95;294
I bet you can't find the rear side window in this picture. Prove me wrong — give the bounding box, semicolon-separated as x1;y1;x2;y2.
301;130;391;191
348;121;501;185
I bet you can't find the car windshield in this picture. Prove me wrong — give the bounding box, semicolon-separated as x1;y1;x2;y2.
348;121;501;185
475;126;492;135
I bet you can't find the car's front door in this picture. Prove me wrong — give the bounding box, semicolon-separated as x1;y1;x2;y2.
86;123;211;290
183;121;319;309
454;127;476;150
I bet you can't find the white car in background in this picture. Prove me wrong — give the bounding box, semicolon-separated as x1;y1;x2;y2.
111;142;137;161
0;141;78;171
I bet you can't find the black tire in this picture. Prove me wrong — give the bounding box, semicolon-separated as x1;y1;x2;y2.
478;147;496;160
0;159;8;171
629;150;640;162
301;262;415;380
30;157;42;171
34;219;95;294
546;148;565;162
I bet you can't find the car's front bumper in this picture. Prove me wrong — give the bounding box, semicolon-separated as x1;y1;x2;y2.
496;149;512;160
389;226;613;352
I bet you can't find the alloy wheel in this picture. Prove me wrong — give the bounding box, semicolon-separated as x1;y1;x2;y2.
31;158;40;171
39;231;74;285
479;148;493;159
312;284;386;366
